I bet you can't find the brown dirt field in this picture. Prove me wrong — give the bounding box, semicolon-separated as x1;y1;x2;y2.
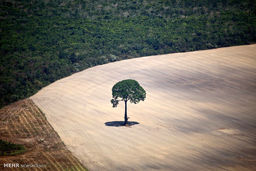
32;44;256;171
0;99;87;170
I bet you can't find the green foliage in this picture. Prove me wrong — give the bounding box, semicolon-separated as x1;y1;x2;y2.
0;0;256;108
0;139;26;156
111;79;146;107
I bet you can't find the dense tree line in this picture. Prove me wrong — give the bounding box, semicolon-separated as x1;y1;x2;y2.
0;0;256;107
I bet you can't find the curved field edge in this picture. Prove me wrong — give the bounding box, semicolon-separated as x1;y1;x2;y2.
1;0;256;108
0;99;87;171
31;45;256;170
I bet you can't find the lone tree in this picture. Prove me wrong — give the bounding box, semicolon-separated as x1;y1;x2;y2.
111;79;146;125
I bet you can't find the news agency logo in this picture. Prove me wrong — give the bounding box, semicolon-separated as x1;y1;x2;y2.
4;163;19;168
3;163;46;168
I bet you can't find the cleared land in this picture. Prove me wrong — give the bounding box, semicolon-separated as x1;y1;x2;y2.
32;45;256;171
0;99;87;170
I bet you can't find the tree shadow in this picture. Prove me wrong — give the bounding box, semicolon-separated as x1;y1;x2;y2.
104;121;140;127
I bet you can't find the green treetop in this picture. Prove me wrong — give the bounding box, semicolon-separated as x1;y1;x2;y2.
111;79;146;125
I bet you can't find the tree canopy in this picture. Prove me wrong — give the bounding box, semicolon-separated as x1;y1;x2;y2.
1;0;256;108
111;79;146;107
111;79;146;125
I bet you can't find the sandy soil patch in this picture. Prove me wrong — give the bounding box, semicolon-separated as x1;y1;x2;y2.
32;45;256;170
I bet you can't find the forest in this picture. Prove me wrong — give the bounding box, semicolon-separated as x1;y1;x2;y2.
1;0;256;107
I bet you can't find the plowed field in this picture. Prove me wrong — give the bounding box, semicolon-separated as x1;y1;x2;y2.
32;45;256;171
0;99;87;170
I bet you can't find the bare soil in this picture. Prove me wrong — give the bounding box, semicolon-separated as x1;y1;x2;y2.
32;44;256;171
0;99;87;170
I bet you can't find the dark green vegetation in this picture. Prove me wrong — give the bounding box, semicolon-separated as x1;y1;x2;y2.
0;139;26;156
1;0;256;108
111;79;146;125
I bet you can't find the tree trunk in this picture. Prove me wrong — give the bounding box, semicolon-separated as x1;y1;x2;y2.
124;100;128;125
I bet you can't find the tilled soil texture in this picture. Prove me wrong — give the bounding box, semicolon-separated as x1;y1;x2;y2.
32;45;256;171
0;99;87;171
